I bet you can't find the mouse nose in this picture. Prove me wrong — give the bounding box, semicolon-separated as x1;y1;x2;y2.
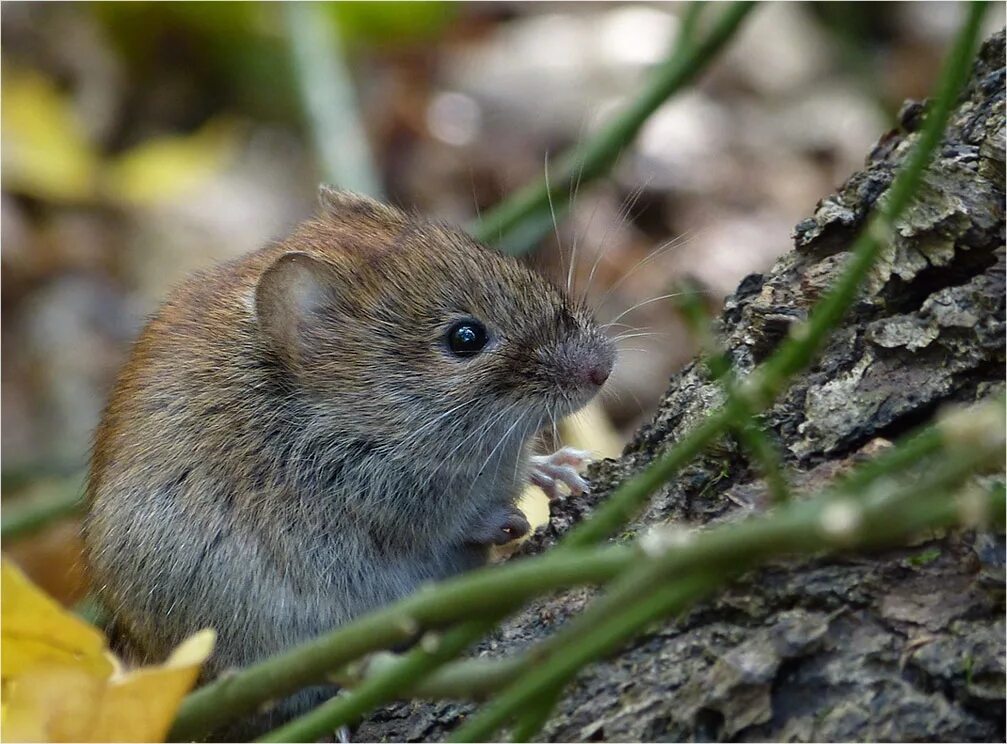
582;350;613;388
588;364;610;387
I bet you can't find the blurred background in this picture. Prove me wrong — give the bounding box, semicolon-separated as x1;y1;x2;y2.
3;2;1004;605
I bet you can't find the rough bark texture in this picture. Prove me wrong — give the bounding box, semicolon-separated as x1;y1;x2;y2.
356;32;1006;743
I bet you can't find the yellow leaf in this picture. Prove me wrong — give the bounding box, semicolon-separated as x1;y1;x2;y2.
91;629;216;743
0;68;100;202
102;119;238;207
1;560;214;743
1;561;111;680
2;666;105;742
517;484;551;534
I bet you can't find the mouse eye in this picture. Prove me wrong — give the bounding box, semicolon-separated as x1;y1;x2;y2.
446;320;489;358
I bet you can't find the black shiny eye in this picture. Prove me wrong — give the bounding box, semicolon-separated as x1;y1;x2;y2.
446;320;489;358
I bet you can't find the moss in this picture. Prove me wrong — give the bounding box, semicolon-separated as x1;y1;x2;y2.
906;547;942;567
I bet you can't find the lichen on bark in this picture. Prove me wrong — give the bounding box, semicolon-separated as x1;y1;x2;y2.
356;31;1006;743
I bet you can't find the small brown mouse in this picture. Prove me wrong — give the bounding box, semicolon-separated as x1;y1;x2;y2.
83;188;614;734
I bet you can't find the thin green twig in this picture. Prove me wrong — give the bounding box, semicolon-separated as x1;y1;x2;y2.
283;3;383;197
256;620;492;743
1;478;83;541
167;549;630;741
674;279;793;503
471;1;756;253
509;688;561;743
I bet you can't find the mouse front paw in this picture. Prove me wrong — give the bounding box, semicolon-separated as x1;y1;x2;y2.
466;504;531;546
530;447;592;499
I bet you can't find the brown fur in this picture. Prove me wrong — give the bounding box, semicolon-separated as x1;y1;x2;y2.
83;190;613;737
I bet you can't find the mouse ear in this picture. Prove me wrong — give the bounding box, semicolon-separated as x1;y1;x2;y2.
317;185;403;224
255;252;339;365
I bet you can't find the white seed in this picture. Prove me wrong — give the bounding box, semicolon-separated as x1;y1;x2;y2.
955;484;989;527
820;499;862;539
396;616;420;637
639;524;694;558
420;632;442;654
939;401;1006;456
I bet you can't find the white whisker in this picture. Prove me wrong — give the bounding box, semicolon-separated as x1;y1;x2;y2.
597;229;696;310
544;151;566;287
608;292;689;326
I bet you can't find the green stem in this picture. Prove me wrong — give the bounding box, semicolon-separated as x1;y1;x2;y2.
675;279;793;503
508;684;561;742
256;620;493;743
283;3;383;197
559;0;988;550
754;2;987;393
471;1;756;252
1;479;83;541
347;651;527;702
167;548;630;741
449;573;720;743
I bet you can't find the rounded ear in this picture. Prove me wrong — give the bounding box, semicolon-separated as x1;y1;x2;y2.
255;252;339;365
317;184;403;224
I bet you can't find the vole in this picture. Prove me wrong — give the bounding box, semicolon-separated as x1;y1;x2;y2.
83;188;614;734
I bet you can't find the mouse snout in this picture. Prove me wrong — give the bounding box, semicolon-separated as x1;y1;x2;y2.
549;336;615;399
581;353;613;388
588;363;611;387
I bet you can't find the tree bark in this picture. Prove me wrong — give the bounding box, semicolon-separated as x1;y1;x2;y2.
357;31;1006;743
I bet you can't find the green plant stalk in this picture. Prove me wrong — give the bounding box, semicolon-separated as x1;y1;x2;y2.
346;651;528;702
562;404;737;550
449;427;1005;742
471;1;755;252
283;3;383;198
674;280;793;503
256;619;493;743
733;415;792;502
448;573;720;743
167;548;630;741
509;687;562;743
753;3;986;394
559;0;988;550
1;482;82;541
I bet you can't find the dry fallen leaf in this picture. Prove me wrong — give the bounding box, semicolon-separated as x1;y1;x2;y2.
1;68;100;203
102;118;239;207
1;559;215;743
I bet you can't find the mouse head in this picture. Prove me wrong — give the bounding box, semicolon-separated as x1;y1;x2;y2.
254;188;614;459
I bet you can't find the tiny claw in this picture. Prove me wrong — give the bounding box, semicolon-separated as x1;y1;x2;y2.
530;447;593;499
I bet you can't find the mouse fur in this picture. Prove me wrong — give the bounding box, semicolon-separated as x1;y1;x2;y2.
83;188;614;735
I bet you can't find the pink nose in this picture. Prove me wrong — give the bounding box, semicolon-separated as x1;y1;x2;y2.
588;365;610;387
